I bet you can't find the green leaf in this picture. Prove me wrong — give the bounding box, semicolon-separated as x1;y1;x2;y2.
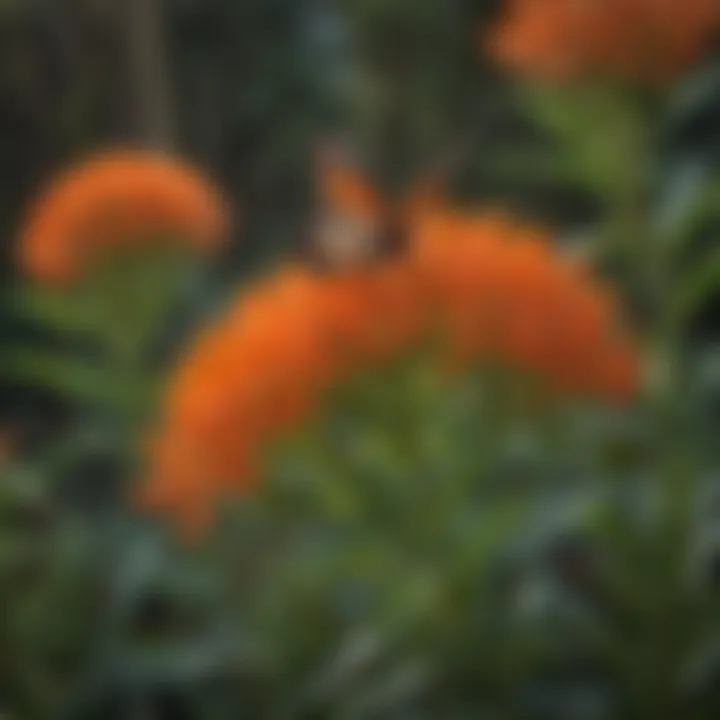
519;85;649;201
672;247;720;325
0;345;147;410
658;179;720;258
308;626;393;702
342;657;435;718
10;286;102;334
483;145;581;188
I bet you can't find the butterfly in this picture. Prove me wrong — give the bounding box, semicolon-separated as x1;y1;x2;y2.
304;142;451;271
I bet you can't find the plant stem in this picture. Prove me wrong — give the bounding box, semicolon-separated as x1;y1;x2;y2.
601;87;703;719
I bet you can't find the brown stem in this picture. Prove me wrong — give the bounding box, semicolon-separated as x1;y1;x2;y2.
119;0;175;150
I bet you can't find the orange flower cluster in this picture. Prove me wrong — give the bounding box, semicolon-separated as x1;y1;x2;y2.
140;199;639;535
19;149;229;284
488;0;720;84
140;261;424;533
410;208;638;399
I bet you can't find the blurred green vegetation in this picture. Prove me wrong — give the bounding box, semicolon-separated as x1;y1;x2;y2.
1;1;720;718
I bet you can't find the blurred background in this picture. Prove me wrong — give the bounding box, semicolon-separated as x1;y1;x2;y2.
2;1;720;718
0;0;490;440
3;0;720;441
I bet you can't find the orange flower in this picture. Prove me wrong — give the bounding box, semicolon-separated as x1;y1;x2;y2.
138;157;639;535
140;204;640;536
139;258;428;534
407;207;639;399
19;149;229;284
488;0;720;84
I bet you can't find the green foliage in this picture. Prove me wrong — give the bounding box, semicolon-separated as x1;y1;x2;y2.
1;245;199;423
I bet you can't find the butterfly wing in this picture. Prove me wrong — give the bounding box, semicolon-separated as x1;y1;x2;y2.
318;143;384;221
310;143;389;270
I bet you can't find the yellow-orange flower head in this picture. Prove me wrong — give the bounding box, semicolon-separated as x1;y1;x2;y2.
410;208;638;402
140;170;640;536
139;260;426;535
488;0;720;85
19;149;230;284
